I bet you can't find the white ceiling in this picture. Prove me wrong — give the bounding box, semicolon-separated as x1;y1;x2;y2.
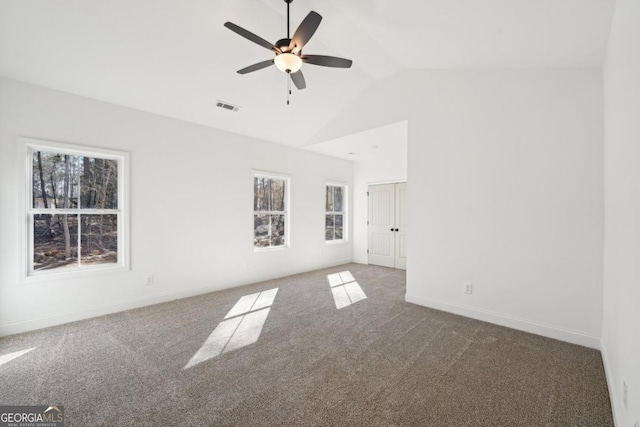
0;0;614;148
307;121;408;163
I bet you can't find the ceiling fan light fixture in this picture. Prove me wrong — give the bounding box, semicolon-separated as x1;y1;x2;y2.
224;0;352;99
274;53;302;73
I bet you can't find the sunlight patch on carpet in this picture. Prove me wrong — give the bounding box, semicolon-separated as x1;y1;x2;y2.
224;288;278;319
0;347;37;367
327;271;367;309
184;288;278;369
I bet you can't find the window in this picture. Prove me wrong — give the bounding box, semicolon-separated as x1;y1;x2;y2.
26;140;128;276
326;184;346;241
253;173;288;249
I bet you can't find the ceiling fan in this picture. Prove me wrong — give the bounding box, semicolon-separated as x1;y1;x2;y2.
224;0;353;102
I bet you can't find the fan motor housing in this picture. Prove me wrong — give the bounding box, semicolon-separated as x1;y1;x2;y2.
276;38;293;53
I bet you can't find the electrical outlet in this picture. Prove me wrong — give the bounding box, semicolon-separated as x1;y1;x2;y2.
464;283;473;294
145;275;154;286
623;381;628;408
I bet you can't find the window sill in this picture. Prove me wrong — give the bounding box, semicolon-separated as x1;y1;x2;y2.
253;245;289;253
22;264;129;285
325;240;349;245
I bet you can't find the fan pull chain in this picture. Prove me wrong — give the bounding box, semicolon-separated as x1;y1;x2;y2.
286;73;291;105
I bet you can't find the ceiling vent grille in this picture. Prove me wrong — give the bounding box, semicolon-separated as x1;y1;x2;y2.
216;100;240;112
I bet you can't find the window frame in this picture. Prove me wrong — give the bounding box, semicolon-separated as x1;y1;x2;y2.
252;171;290;251
21;138;130;282
325;182;348;243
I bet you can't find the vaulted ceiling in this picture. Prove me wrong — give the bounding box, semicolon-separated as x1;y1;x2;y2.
0;0;615;148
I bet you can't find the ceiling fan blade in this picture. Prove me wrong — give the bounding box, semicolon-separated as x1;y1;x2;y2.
290;70;306;90
289;11;322;53
302;55;353;68
224;22;281;53
237;59;274;74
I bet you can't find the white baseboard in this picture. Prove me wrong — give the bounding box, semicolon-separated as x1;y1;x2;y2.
0;285;229;337
405;293;601;349
600;342;623;427
0;259;354;337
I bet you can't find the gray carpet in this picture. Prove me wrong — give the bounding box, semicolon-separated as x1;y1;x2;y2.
0;263;613;426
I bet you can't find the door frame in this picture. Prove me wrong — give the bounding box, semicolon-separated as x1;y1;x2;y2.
367;181;407;270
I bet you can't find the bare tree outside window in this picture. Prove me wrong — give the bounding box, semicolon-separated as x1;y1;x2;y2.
31;149;120;272
254;175;287;248
326;185;345;241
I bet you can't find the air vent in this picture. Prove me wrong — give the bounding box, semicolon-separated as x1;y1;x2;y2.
216;100;240;112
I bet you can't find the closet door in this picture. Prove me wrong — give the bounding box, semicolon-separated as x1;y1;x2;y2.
368;183;407;270
394;182;407;270
367;184;396;268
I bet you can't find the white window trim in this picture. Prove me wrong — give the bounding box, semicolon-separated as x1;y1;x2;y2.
325;182;348;244
20;137;130;283
252;170;291;252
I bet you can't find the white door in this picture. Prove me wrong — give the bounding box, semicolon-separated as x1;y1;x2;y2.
395;182;407;270
367;184;395;268
368;183;407;269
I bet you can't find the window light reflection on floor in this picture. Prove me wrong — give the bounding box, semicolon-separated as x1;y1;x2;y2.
327;271;367;309
184;288;278;369
0;347;37;368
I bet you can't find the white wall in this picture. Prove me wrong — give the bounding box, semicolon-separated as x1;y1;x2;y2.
351;124;407;264
0;77;353;336
602;0;640;424
305;121;408;264
304;69;604;348
406;69;604;348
